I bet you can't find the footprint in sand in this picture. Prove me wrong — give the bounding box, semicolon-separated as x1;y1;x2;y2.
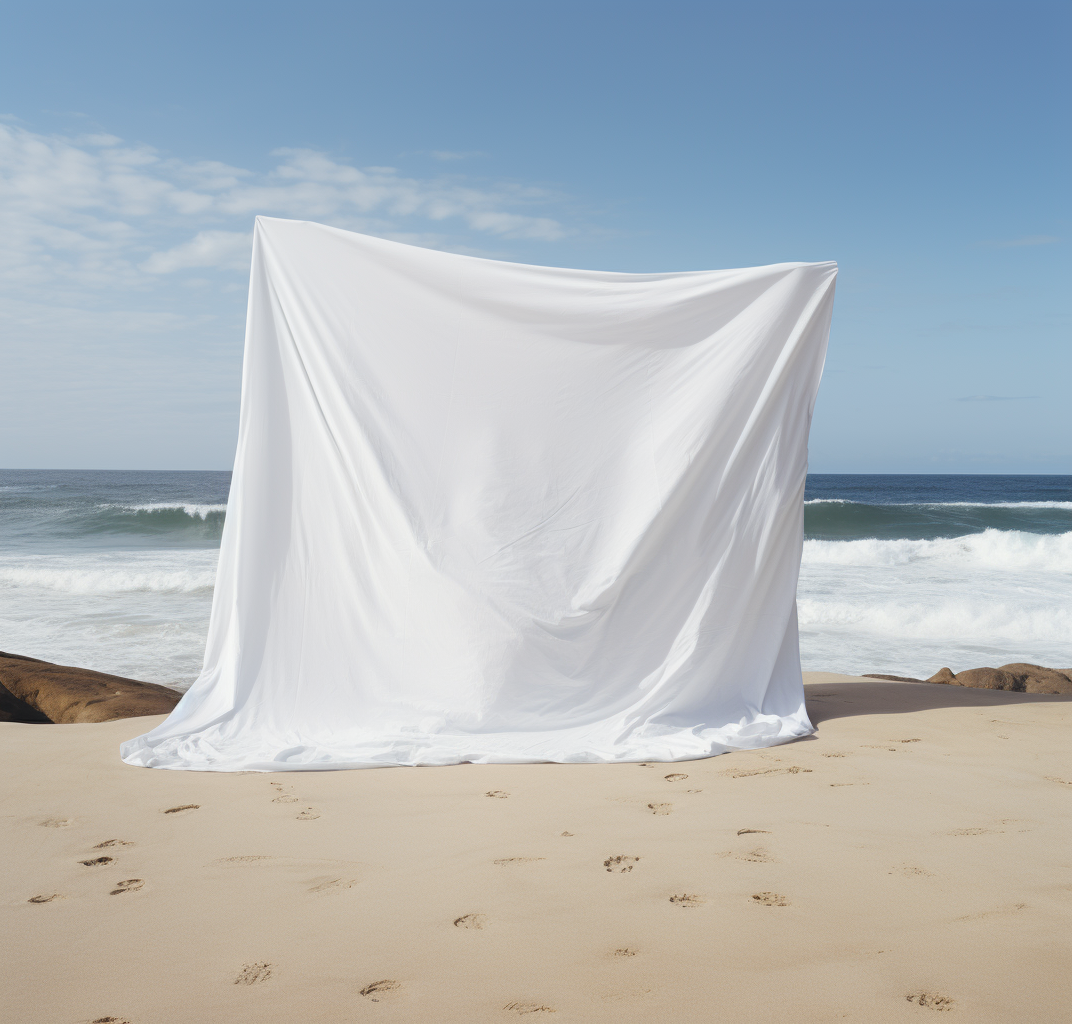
95;839;134;849
647;803;672;815
560;831;574;837
91;1017;132;1023
80;856;114;867
890;865;935;877
821;752;847;758
486;790;509;799
752;892;790;907
218;855;273;865
307;878;356;895
954;902;1027;922
110;879;144;896
39;817;73;828
664;773;688;782
604;855;640;873
612;948;637;957
669;893;704;907
360;979;401;1002
296;808;321;820
270;782;297;802
234;962;273;985
737;847;775;863
454;913;488;929
162;804;200;815
725;766;812;779
28;894;62;904
494;857;545;866
905;992;955;1011
504;1001;556;1015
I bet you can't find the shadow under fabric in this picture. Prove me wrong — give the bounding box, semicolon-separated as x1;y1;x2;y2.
121;217;837;771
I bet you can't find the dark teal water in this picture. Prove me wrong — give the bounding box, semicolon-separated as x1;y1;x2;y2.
0;469;230;551
804;474;1072;540
3;470;1068;549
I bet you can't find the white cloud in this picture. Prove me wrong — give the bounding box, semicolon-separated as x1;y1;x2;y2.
143;231;253;274
0;123;568;300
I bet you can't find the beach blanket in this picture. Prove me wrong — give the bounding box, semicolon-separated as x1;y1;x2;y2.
121;217;836;770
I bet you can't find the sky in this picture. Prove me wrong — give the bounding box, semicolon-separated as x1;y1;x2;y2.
0;1;1068;473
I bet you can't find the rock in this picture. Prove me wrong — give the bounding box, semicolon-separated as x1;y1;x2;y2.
0;679;52;723
0;651;181;724
924;663;1072;695
954;667;1025;692
926;668;957;684
997;663;1072;695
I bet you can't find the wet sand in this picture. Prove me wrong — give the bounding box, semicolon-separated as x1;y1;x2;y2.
3;674;1071;1023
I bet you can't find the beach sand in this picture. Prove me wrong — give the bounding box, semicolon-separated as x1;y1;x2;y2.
3;675;1071;1023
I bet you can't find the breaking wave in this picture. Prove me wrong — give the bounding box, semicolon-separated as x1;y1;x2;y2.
2;501;229;545
798;596;1072;645
0;555;218;595
113;502;227;520
798;525;1072;676
802;529;1072;573
804;499;1072;540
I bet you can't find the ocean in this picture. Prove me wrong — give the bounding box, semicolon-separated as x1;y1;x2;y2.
1;470;1069;690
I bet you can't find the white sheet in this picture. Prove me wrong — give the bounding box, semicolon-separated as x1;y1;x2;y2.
121;217;836;771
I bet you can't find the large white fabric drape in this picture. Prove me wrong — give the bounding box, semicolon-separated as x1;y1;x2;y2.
122;217;836;771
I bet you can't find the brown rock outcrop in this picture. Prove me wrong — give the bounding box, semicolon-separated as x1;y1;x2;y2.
926;667;956;684
0;651;181;724
926;663;1072;695
998;663;1072;693
0;679;52;723
952;667;1026;691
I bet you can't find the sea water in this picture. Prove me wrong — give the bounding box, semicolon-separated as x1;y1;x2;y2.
0;470;225;688
800;475;1072;677
1;470;1069;689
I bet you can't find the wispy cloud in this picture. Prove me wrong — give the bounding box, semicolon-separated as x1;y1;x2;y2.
0;124;568;303
977;235;1061;248
957;395;1039;402
143;230;253;274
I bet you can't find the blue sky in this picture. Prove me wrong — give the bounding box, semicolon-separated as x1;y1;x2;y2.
1;1;1068;472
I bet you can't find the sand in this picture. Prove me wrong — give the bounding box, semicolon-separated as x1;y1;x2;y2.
3;675;1071;1024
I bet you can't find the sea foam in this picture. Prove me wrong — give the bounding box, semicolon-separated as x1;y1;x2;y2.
798;528;1072;676
802;529;1072;572
0;551;218;595
113;502;227;520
